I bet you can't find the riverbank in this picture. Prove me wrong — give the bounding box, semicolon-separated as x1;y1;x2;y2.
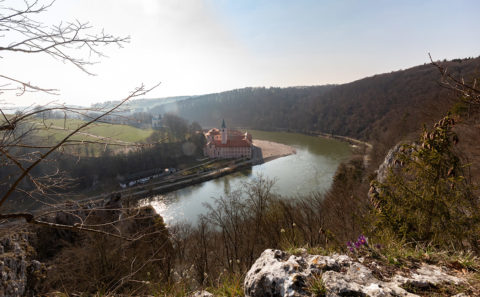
250;128;372;167
253;139;296;163
1;132;349;228
308;131;372;167
114;140;297;203
67;140;297;206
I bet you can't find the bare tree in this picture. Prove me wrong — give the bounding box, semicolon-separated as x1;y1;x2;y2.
0;0;158;240
429;53;480;107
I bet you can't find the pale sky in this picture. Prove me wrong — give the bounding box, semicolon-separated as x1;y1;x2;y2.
2;0;480;107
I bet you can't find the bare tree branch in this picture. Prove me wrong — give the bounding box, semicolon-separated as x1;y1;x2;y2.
0;83;159;209
429;53;480;105
0;211;159;241
0;0;129;76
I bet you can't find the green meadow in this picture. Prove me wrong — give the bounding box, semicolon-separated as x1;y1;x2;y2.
34;118;154;143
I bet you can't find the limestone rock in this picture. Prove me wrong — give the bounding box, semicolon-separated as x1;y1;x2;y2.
0;233;28;297
0;232;45;297
376;143;403;183
244;249;352;297
244;249;309;297
244;249;467;297
369;142;416;204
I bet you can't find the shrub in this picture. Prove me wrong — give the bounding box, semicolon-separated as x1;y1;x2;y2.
370;115;480;250
39;206;173;295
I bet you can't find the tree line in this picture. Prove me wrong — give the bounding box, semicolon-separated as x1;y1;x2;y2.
153;57;480;169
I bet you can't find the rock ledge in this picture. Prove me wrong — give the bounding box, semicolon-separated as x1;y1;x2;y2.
244;249;466;297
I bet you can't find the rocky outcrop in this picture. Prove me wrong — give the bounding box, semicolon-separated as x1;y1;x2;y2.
0;231;45;297
368;142;417;205
376;143;404;183
244;249;352;297
244;249;466;297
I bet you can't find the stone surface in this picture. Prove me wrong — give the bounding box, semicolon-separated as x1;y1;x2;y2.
1;233;28;297
375;143;414;183
369;142;416;205
244;249;352;297
244;249;466;297
244;249;306;297
0;231;46;297
191;290;214;297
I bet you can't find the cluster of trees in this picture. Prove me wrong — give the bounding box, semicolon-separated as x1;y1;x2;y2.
154;58;480;168
17;174;341;294
80;111;153;128
153;113;203;142
31;204;174;294
2;114;205;212
69;119;205;192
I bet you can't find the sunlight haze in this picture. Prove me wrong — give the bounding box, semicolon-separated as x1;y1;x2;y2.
3;0;480;107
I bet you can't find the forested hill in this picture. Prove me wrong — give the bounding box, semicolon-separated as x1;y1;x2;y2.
152;57;480;151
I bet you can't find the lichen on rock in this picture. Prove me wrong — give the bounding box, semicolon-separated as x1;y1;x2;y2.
244;249;467;297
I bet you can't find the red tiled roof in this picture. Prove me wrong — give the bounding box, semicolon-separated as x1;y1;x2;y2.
213;139;252;148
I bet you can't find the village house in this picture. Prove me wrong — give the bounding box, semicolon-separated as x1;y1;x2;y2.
151;114;163;129
204;119;253;159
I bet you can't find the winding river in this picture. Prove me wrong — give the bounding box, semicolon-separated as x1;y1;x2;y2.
142;131;352;225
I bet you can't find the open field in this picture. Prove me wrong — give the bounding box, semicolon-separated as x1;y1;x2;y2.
32;118;154;143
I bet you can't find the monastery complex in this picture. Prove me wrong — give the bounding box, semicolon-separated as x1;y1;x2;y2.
204;120;253;159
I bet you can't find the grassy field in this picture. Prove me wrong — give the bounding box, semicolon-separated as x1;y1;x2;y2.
33;118;154;143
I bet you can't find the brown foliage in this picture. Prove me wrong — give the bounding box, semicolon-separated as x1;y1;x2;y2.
37;206;173;295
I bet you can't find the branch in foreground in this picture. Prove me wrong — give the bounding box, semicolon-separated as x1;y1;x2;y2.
0;212;159;241
429;53;480;104
0;74;58;96
0;83;160;209
0;0;130;75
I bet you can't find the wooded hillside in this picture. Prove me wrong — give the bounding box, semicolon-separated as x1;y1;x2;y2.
154;57;480;166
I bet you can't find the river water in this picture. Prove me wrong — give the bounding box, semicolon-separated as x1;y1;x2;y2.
143;131;351;225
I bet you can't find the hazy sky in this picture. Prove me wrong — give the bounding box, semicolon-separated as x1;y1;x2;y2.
2;0;480;107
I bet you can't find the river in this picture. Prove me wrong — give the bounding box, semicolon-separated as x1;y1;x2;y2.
142;130;352;225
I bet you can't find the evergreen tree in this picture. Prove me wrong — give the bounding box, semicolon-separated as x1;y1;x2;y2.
371;115;480;250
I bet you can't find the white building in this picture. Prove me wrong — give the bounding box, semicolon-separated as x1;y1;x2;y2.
204;120;253;159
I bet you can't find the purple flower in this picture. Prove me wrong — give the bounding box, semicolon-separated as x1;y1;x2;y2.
348;235;369;252
358;235;367;244
375;244;382;250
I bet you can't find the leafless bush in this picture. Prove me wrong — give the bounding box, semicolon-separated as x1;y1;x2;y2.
37;206;174;294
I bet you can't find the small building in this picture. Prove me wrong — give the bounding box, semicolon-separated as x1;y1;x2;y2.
152;114;163;129
204;119;253;159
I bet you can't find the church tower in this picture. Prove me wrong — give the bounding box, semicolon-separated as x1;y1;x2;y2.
221;119;227;144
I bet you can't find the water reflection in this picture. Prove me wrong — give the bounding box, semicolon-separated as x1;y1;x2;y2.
223;177;231;195
142;131;351;225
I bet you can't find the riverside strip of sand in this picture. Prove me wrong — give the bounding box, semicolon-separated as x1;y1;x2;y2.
252;139;296;162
